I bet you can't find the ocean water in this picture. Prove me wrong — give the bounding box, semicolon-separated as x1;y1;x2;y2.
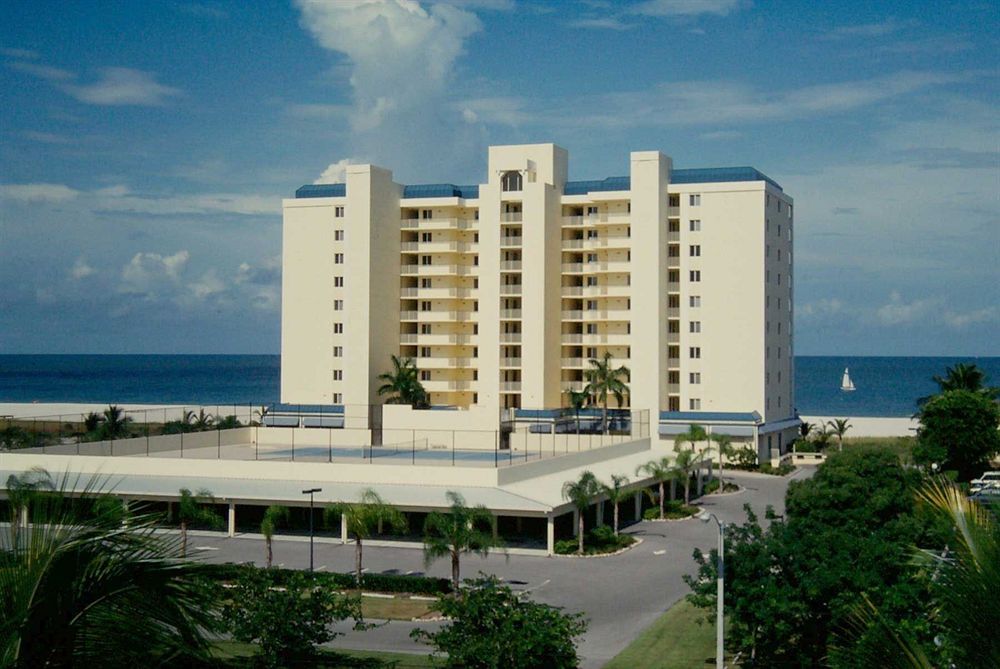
0;355;998;417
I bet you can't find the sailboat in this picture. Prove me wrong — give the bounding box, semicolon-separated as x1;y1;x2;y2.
841;367;856;392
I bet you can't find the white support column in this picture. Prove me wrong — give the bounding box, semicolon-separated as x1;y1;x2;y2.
546;513;555;556
634;491;642;521
340;513;348;544
227;502;236;538
572;509;580;536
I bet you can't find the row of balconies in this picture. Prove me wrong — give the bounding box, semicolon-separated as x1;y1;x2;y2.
400;310;474;322
401;333;477;345
561;261;631;274
561;285;631;297
401;264;476;276
423;379;477;392
562;213;630;227
401;241;477;253
560;333;630;345
561;235;631;250
561;309;630;320
401;218;475;230
400;287;477;298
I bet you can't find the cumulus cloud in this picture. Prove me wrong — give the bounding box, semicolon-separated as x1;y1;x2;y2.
70;258;95;280
235;256;281;286
944;307;999;329
315;158;355;184
630;0;746;17
62;67;181;106
876;291;941;326
188;269;226;301
798;298;845;318
120;250;190;297
824;18;917;40
0;183;80;202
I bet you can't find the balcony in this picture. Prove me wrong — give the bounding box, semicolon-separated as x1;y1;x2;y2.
500;260;522;271
667;307;680;318
580;333;630;345
424;379;476;392
667;231;681;243
400;264;476;277
400;218;475;230
667;357;680;367
589;261;631;274
414;310;475;322
401;286;476;299
400;310;418;321
561;358;585;368
562;310;583;320
561;381;587;392
562;238;585;249
667;331;680;344
581;284;631;297
500;332;522;343
405;333;477;346
417;357;473;369
500;212;523;223
562;216;585;227
562;286;584;296
500;309;522;319
667;282;680;293
401;240;477;253
562;333;583;344
562;263;584;273
500;235;523;247
500;284;523;296
499;382;522;392
667;206;680;218
500;357;521;368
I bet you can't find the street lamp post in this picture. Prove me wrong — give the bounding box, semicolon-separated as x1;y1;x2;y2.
302;488;322;572
699;511;725;669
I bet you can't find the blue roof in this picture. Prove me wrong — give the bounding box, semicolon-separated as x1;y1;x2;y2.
659;411;762;423
295;183;345;198
293;166;780;199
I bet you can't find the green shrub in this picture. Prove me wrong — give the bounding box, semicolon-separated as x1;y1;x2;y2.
644;500;699;520
759;463;796;476
554;539;579;554
643;507;661;521
554;527;635;555
206;563;452;595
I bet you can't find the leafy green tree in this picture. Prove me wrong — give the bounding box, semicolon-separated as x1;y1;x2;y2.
562;471;599;554
0;473;221;668
412;575;587;669
176;488;222;558
224;568;362;668
215;414;241;430
671;448;699;504
685;448;947;667
422;491;501;592
827;418;852;451
377;355;429;408
812;424;834;450
584;352;629;433
600;474;630;535
636;457;672;519
326;489;407;585
101;404;131;439
261;505;290;569
914;389;1000;480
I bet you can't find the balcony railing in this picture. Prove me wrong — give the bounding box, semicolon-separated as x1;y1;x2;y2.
500;235;523;247
499;382;522;392
500;332;522;343
500;357;522;367
500;309;522;319
500;212;523;222
500;260;522;271
500;284;523;295
400;218;475;230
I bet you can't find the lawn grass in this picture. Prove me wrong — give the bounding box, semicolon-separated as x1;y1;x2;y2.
604;598;736;669
841;436;916;464
212;640;439;667
357;594;434;620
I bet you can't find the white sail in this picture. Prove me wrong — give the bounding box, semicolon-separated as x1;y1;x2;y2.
841;367;856;392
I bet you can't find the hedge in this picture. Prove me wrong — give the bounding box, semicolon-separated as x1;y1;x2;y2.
204;562;452;596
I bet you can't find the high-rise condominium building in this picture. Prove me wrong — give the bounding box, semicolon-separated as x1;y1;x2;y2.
282;144;798;457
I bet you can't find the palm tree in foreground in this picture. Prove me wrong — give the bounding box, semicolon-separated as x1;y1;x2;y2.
711;433;736;493
422;491;501;592
600;474;630;535
584;352;630;434
0;471;220;668
261;505;290;568
562;471;599;554
675;424;709;495
377;355;429;408
566;387;590;434
671;449;699;504
636;457;673;520
826;418;852;452
326;489;407;585
176;488;222;558
4;468;54;545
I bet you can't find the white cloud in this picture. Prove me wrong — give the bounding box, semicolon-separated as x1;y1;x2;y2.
630;0;745;17
876;291;941;326
315;159;355;184
568;17;634;30
63;67;181;106
7;61;74;82
457;96;531;126
19;130;72;144
188;269;226;300
120;250;190;296
798;298;844;318
0;183;80;202
824;18;917;40
944;307;999;329
1;48;40;59
235;256;281;286
70;258;95;280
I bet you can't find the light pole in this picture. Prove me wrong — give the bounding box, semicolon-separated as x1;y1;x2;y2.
699;511;725;669
302;488;322;571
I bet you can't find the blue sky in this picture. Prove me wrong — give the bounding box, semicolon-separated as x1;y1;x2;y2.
1;0;997;355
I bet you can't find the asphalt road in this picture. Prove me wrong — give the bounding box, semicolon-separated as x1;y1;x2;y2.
191;468;810;668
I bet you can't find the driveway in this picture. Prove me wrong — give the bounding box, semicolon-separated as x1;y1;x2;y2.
191;467;810;668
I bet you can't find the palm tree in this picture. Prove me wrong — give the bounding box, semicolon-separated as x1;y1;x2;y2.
711;433;736;493
215;414;241;430
566;387;590;434
636;457;673;519
919;362;1000;405
812;425;834;450
4;468;54;544
326;489;406;585
377;355;429;408
83;412;103;434
260;505;289;568
826;418;852;452
584;352;630;433
0;473;220;668
671;449;699;504
799;421;814;439
252;405;270;426
176;488;222;558
675;424;708;495
102;405;131;439
600;474;630;535
422;491;501;592
562;471;599;554
192;409;214;431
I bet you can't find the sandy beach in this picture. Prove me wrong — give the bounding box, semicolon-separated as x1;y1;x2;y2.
801;415;918;438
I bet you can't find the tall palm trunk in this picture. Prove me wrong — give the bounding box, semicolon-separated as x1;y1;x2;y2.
718;450;724;493
180;520;188;558
355;538;363;585
684;480;691;504
669;478;676;501
577;510;585;554
658;481;665;519
451;549;460;592
613;502;620;536
602;397;608;434
266;537;273;568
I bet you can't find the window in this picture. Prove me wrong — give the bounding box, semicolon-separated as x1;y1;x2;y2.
334;276;343;287
668;320;680;333
689;321;701;333
334;300;343;311
333;393;342;403
788;204;793;219
421;209;433;219
501;171;522;192
690;372;701;384
777;370;782;383
333;346;343;357
689;398;701;410
333;370;342;380
420;347;431;357
668;370;680;384
766;244;770;258
333;323;343;334
420;323;432;334
689;194;701;206
777;298;782;310
777;347;782;359
689;270;701;282
334;253;344;264
420;370;431;381
777;322;782;334
334;206;344;218
689;245;701;257
420;301;431;311
689;347;701;359
689;219;701;232
777;201;782;213
668;245;680;258
421;255;432;266
777;273;782;285
586;323;597;334
776;248;781;261
421;232;432;242
777;224;781;237
766;270;770;283
335;229;344;241
778;395;782;408
689;295;701;307
586;206;598;216
669;194;680;207
420;278;431;288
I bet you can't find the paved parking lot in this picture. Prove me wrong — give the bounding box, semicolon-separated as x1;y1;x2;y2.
191;468;810;668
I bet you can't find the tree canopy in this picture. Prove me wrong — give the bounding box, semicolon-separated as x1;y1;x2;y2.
377;355;429;408
914;389;1000;480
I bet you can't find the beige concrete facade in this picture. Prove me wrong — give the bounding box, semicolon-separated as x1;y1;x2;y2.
281;143;796;455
